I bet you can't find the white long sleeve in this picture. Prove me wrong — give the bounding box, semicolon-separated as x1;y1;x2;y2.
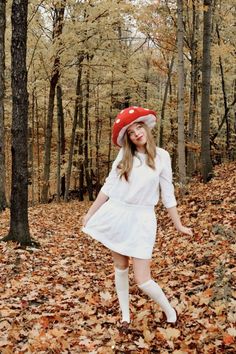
159;150;177;208
100;148;123;197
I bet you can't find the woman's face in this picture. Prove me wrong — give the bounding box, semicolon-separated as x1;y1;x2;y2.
126;122;147;147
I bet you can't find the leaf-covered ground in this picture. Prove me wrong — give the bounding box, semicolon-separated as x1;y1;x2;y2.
0;162;235;353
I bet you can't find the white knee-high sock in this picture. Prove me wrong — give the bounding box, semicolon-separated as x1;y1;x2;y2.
114;267;130;323
138;279;176;323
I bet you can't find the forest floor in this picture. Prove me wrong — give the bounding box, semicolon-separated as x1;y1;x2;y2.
0;162;235;354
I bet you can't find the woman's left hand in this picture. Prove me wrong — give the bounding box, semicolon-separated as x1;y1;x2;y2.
176;225;193;236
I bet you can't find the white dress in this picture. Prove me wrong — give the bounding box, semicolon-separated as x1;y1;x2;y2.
82;147;177;259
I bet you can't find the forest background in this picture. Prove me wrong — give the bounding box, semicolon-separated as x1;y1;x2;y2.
0;1;235;352
0;0;235;213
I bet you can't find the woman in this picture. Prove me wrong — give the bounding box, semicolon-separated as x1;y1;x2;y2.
82;106;192;328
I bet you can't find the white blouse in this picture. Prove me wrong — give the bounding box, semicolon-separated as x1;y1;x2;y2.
101;147;177;208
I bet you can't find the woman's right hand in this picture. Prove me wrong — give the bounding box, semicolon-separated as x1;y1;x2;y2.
80;191;108;229
81;213;92;228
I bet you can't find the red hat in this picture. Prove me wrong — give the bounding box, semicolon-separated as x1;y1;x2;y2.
112;106;157;146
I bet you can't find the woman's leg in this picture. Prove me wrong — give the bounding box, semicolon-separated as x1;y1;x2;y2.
112;251;130;323
132;257;176;323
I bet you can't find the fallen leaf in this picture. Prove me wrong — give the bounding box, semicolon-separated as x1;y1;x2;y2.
100;291;112;301
227;327;236;337
134;336;149;349
223;334;234;345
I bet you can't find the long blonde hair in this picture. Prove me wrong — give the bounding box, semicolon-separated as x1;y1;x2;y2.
117;123;156;181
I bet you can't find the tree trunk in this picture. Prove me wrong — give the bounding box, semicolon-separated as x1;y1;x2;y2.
201;0;213;182
84;55;93;201
177;0;186;187
169;79;178;174
2;0;33;246
89;120;93;178
77;63;84;202
28;124;34;206
35;93;41;203
41;4;65;203
215;24;231;155
56;84;65;201
187;1;199;175
107;70;114;174
64;56;84;201
0;0;6;212
29;87;35;206
95;88;101;196
159;55;174;148
56;85;62;202
210;98;236;147
144;57;150;103
60;90;66;198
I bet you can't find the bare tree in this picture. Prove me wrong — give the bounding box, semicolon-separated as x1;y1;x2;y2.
56;84;65;201
84;54;94;201
64;55;84;201
187;0;200;175
41;2;66;203
2;0;34;246
159;55;175;148
210;23;236;156
177;0;186;187
201;0;213;182
0;0;6;212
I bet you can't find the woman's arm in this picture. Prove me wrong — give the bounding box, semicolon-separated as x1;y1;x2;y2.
82;149;122;228
167;206;193;236
82;191;108;227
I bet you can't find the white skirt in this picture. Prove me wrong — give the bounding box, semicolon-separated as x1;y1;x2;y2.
82;198;157;259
